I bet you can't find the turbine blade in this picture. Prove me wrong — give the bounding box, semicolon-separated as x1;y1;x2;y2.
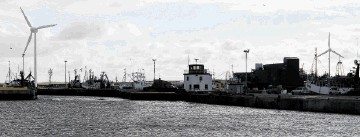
20;7;32;27
23;33;32;56
317;49;330;57
328;32;330;49
37;24;57;30
331;50;344;58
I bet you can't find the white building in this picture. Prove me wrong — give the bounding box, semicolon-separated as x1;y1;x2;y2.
184;64;213;92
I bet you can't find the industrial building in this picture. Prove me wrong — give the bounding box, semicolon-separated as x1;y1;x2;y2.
234;57;303;90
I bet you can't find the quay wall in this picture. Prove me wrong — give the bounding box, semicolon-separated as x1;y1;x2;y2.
0;89;37;100
38;88;119;97
185;93;360;115
37;88;360;115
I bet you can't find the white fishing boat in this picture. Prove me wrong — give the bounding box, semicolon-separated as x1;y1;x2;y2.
305;80;353;95
118;69;146;91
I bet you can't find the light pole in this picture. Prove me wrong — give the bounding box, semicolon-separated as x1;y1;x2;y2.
64;60;67;88
8;61;11;83
8;46;12;83
152;59;156;81
244;49;250;90
68;71;70;85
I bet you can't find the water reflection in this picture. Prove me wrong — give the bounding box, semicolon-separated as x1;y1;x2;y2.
0;95;359;136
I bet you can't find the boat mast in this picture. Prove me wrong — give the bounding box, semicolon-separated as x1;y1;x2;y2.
315;48;317;77
328;32;331;77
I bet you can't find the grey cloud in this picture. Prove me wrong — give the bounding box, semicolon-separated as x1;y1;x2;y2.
56;22;105;40
221;40;240;51
352;28;360;32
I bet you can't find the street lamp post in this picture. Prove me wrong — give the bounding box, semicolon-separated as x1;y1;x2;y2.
244;49;250;91
8;61;11;83
152;59;156;81
64;60;67;88
68;71;70;85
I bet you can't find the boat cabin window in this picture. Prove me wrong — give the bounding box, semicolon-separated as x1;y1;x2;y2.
188;64;206;74
205;84;208;90
189;84;192;90
187;76;189;81
192;66;200;70
189;65;204;70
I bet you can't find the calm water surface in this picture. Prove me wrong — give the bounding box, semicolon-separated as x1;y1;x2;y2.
0;95;359;136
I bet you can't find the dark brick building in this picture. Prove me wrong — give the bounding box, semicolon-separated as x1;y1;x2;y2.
234;57;303;90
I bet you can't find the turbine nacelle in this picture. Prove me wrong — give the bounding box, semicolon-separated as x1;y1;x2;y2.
30;28;38;33
21;7;56;57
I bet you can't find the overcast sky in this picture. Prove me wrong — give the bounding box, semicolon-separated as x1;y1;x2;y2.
0;0;360;82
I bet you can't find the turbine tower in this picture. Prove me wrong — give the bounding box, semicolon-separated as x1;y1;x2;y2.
317;32;343;77
20;7;57;89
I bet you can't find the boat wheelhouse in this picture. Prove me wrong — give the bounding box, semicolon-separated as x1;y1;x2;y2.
183;64;212;92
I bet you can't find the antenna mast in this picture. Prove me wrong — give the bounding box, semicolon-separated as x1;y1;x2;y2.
336;56;344;76
48;68;53;84
122;68;127;82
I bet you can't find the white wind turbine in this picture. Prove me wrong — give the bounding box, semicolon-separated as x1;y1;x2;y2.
20;7;57;89
317;32;344;77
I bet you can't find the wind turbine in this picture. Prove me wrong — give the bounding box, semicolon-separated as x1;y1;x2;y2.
20;7;57;88
317;32;344;77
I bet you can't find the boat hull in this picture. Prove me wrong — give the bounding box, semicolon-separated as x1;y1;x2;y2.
0;87;37;100
305;81;353;95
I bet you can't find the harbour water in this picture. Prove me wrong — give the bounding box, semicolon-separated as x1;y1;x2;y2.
0;96;359;136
